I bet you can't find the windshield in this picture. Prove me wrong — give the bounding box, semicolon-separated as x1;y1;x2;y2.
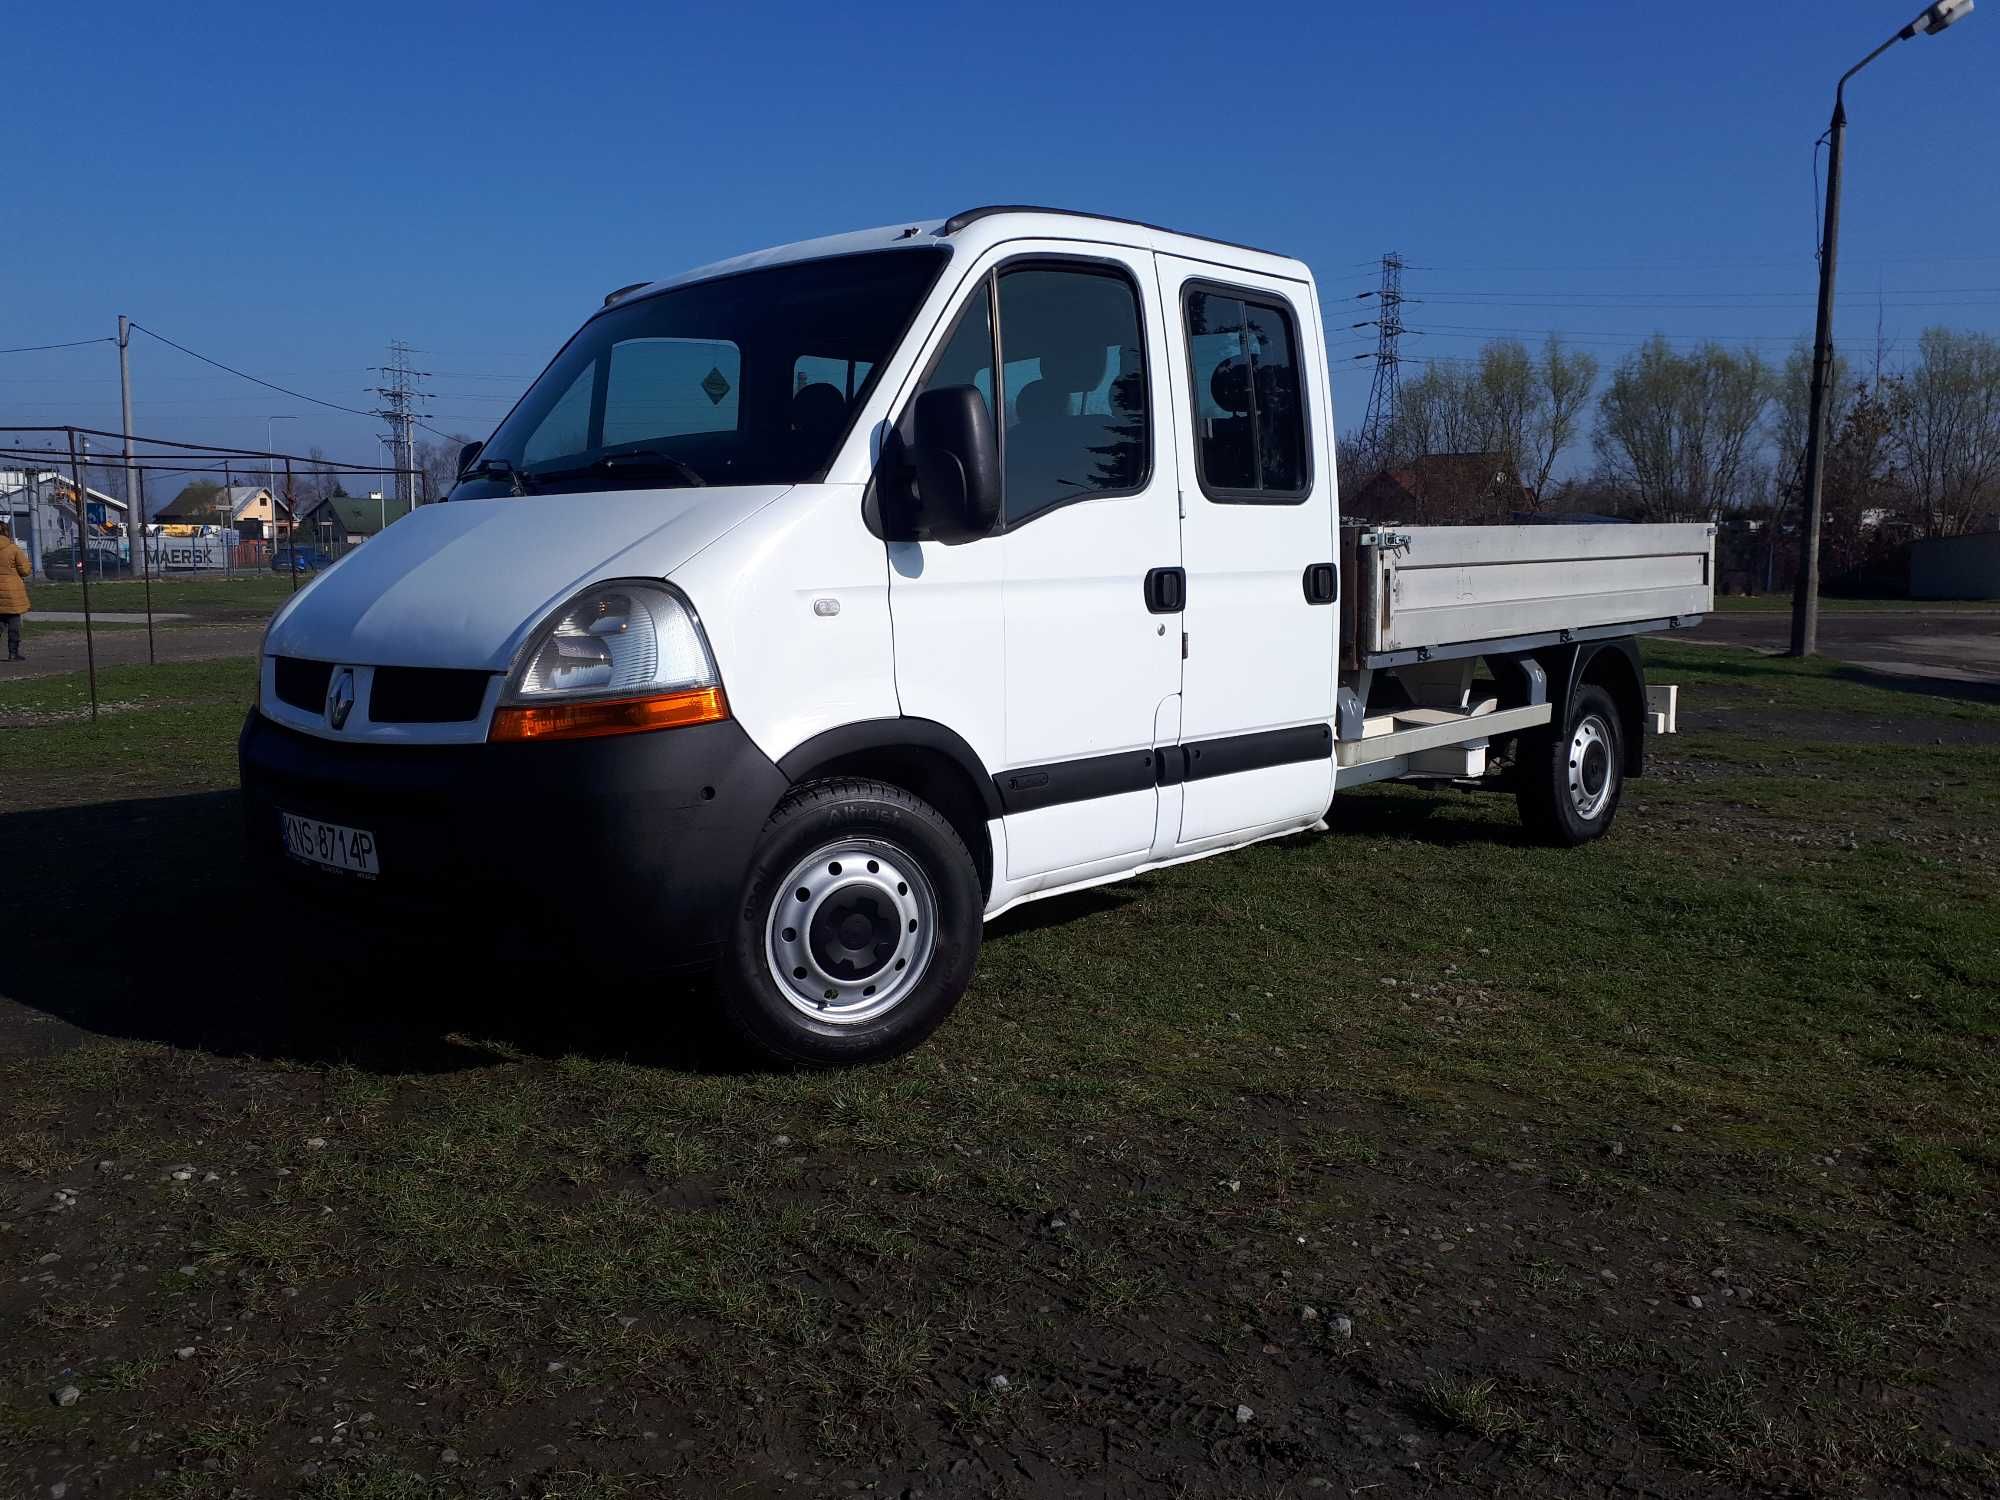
449;247;949;500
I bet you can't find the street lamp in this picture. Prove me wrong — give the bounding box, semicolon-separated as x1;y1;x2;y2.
1791;0;1974;657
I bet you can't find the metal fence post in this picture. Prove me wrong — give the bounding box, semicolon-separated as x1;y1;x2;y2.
65;427;99;721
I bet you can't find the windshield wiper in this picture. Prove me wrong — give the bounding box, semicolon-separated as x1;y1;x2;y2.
465;458;533;496
593;449;706;487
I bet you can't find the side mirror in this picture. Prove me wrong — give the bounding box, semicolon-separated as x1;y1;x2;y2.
909;387;1000;536
456;440;484;479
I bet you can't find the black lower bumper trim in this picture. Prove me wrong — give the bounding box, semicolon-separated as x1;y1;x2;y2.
238;710;789;958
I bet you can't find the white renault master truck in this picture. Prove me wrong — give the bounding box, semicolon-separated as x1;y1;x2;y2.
243;207;1709;1064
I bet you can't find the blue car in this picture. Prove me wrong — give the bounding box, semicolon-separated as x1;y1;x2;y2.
272;546;334;575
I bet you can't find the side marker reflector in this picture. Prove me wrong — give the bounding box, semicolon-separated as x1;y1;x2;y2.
489;686;727;743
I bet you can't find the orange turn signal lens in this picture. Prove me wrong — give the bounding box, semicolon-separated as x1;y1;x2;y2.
488;685;727;743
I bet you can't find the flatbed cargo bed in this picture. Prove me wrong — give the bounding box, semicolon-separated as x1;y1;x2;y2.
1341;523;1714;669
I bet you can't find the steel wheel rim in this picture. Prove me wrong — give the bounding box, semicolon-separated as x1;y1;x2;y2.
1568;713;1614;821
765;839;938;1026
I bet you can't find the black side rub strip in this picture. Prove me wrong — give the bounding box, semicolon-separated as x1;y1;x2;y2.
1170;723;1330;783
994;724;1331;814
996;747;1161;815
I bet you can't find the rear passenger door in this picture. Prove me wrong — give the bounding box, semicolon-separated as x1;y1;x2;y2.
1155;257;1335;846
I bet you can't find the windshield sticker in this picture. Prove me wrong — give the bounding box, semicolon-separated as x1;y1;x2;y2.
701;367;732;406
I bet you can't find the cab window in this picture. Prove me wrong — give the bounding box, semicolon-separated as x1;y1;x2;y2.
1184;286;1310;503
996;266;1149;526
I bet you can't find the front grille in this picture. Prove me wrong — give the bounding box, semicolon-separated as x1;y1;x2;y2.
369;666;493;724
273;657;333;713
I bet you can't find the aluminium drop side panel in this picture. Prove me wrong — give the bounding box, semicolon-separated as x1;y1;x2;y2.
1364;523;1715;655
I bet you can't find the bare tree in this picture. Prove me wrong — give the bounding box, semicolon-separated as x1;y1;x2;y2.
290;446;344;509
417;433;479;503
1392;361;1485;460
1820;383;1906;582
1770;343;1856;492
1893;327;2000;536
1523;337;1598;509
1593;337;1772;520
1381;338;1596;510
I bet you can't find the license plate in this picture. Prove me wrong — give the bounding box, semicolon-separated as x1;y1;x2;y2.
280;812;380;877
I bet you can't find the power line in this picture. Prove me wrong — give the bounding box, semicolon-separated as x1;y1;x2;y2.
130;324;376;418
0;336;114;355
1407;322;1840;345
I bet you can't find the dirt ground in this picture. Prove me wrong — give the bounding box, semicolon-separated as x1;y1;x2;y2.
0;623;264;681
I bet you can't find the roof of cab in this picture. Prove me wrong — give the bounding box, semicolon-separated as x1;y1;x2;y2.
602;206;1312;311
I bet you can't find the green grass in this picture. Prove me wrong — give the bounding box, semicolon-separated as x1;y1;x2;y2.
2;643;1998;1495
1646;635;2000;722
31;574;299;621
0;657;256;794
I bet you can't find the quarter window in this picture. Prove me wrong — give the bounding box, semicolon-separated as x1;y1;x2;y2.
1184;287;1310;503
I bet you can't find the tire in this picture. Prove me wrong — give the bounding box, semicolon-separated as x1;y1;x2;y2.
717;777;983;1066
1516;684;1625;846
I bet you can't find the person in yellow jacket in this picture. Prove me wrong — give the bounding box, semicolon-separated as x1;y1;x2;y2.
0;518;30;661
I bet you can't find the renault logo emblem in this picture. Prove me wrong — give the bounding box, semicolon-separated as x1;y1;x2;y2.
327;668;356;730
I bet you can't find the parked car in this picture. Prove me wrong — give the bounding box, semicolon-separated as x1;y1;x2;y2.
41;546;132;580
271;545;335;574
242;206;1712;1066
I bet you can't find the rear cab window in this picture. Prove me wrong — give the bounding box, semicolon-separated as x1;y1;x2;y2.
1183;285;1311;503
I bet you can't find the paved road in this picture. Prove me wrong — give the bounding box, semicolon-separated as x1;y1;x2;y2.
1684;608;2000;692
0;622;263;679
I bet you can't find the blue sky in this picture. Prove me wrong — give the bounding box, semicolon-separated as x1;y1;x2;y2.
6;0;1997;493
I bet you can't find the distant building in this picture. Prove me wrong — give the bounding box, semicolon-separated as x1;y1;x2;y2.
297;493;413;547
1910;531;2000;600
0;469;127;573
152;484;292;539
1352;452;1526;523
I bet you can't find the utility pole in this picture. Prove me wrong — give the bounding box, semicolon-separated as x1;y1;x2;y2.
1358;252;1407;471
118;315;141;575
370;340;430;508
1791;0;1976;657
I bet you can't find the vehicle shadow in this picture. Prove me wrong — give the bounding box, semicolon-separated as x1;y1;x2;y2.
1831;664;2000;707
1328;785;1541;847
0;792;745;1076
983;884;1134;941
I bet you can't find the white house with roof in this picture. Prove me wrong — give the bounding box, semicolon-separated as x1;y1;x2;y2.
153;483;292;539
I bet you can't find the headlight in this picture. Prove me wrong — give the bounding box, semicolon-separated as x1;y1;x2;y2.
491;581;727;743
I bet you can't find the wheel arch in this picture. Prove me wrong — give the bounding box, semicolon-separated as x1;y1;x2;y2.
775;719;999;895
1576;639;1647;776
1494;638;1648;777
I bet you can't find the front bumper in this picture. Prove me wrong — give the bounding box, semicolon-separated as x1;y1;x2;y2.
238;709;789;960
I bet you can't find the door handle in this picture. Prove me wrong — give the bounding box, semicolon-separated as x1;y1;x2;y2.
1144;566;1186;614
1302;562;1337;606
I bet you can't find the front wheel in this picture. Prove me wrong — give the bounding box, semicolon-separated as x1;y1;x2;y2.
1516;684;1625;846
718;778;983;1066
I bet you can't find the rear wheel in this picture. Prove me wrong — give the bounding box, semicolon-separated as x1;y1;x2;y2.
1516;684;1625;845
718;778;982;1066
